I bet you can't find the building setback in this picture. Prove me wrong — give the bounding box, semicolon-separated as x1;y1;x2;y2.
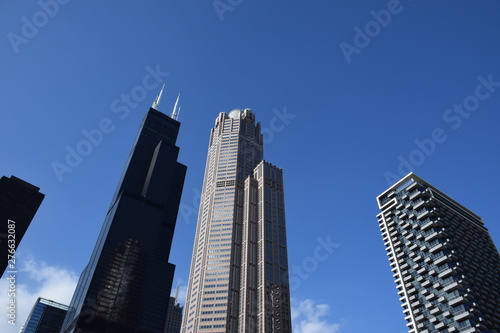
377;173;500;332
61;89;186;333
20;297;68;333
181;109;292;333
0;175;44;277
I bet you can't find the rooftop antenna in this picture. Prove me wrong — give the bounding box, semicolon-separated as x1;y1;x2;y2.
174;283;180;305
151;83;165;110
171;92;181;120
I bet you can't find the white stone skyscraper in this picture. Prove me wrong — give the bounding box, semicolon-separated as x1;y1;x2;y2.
181;109;292;333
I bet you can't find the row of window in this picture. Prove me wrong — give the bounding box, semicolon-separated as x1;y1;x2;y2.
201;310;226;314
202;302;226;308
205;277;229;282
200;324;225;329
201;317;225;321
209;238;231;243
204;290;227;294
206;271;229;276
211;227;232;233
206;265;230;270
208;254;230;258
204;283;229;288
203;296;228;301
209;243;231;248
208;248;230;253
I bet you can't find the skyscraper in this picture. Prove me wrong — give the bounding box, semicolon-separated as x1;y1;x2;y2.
376;173;500;332
0;175;44;277
21;297;68;333
181;109;292;333
62;88;187;333
163;295;183;333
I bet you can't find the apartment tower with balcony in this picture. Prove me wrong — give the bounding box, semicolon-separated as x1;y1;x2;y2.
376;173;500;332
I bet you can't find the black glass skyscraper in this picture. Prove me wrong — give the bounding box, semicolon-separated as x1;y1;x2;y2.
0;175;44;277
62;90;186;333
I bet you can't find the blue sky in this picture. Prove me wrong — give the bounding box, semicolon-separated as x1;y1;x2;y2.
1;1;500;332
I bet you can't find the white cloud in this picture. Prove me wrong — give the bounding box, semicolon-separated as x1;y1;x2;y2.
0;255;78;333
292;299;341;333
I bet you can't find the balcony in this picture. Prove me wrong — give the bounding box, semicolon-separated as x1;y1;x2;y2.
443;281;462;293
429;242;446;254
438;267;454;279
421;279;431;288
421;217;435;230
413;199;425;210
449;296;466;307
414;314;426;323
417;266;428;275
443;310;452;318
407;287;418;296
454;310;473;321
414;255;424;263
434;321;446;330
434;254;451;266
429;306;442;315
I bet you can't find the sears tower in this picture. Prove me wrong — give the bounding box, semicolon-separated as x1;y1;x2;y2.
62;87;186;333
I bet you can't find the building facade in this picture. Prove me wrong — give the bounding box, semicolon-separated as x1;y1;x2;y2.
377;173;500;332
181;109;292;333
0;175;44;277
62;92;186;333
164;296;183;333
21;297;68;333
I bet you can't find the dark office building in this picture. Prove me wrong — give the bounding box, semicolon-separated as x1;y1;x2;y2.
0;175;44;277
163;296;183;333
62;90;186;333
20;297;68;333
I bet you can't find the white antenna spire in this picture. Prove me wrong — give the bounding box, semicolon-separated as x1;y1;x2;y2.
175;284;180;300
174;283;180;305
151;83;165;110
171;92;181;120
